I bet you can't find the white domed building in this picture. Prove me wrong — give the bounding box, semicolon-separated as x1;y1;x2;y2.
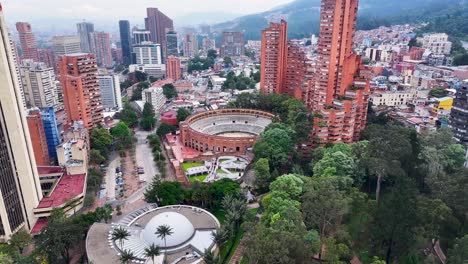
86;205;220;264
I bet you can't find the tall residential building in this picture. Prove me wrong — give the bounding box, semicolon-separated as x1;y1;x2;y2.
27;109;50;166
39;107;60;162
19;60;59;110
51;36;82;57
182;33;198;58
133;29;151;45
166;56;181;81
118;20;132;64
76;22;94;53
145;7;174;59
9;35;26;109
98;74;122;109
15;22;38;61
260;21;288;95
165;30;178;57
421;33;452;55
132;42;162;65
220;32;245;57
58;53;103;129
450;82;468;146
202;37;216;54
90;31;112;68
37;49;55;69
284;42;307;99
307;0;370;145
0;9;42;239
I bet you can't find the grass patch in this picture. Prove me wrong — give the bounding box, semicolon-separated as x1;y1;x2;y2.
181;162;204;172
218;158;230;163
219;228;244;264
216;168;227;174
188;174;207;182
240;256;249;264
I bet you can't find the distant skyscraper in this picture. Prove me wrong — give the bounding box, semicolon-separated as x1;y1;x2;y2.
260;21;288;95
132;29;151;45
202;37;216;53
145;7;174;59
51;36;82;57
221;32;245;57
132;42;162;65
90;31;113;68
166;56;181;81
182;33;198;58
200;25;211;35
0;8;43;239
98;74;122;109
39;107;60;162
27;109;50;166
58;53;103;129
118;20;132;65
15;22;38;61
165;30;178;57
76;22;94;53
9;35;27;109
19;60;59;110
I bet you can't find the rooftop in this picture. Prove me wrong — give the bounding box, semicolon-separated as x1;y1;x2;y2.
37;173;86;208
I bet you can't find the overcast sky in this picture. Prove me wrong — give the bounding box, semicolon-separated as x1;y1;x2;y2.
2;0;293;25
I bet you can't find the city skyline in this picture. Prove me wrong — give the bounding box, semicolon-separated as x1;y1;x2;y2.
3;0;293;31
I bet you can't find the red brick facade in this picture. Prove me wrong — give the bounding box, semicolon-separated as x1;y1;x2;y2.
27;110;50;166
166;56;181;81
58;54;103;129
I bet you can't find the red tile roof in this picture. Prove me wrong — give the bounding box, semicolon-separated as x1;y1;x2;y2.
37;173;86;208
31;218;48;234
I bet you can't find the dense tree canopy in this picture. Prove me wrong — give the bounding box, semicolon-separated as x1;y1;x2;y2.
162;83;178;99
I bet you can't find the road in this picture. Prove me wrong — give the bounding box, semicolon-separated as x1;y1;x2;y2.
105;152;120;201
135;130;158;183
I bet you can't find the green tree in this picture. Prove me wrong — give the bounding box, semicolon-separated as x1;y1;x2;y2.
269;174;304;200
253;126;295;171
89;149;106;165
211;228;228;248
36;209;83;264
156;123;177;138
223;56;233;67
301;177;349;258
116;103;139;127
207;49;218;60
119;249;136;264
203;249;219;264
447;235;468;264
9;230;31;253
162;83;178;99
254;158;271;192
90;127;113;160
135;71;148;82
144;180;185;205
140;102;156;131
112;226;130;249
144;244;161;264
176;108;191;123
155;224;174;249
111;122;134;147
429;88;449;98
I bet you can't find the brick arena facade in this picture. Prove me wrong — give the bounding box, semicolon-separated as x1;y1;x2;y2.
180;109;274;154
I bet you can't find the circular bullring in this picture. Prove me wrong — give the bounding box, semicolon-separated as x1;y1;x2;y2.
180;109;274;153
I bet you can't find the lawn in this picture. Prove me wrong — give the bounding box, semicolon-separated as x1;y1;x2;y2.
218;158;230;163
188;174;207;182
181;162;204;172
216;168;227;174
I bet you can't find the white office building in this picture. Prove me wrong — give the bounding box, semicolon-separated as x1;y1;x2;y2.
98;74;122;110
142;86;166;115
132;42;162;65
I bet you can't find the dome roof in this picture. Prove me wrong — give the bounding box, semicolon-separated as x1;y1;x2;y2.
141;212;195;248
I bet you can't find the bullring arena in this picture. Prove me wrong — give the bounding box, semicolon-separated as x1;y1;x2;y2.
179;109;274;154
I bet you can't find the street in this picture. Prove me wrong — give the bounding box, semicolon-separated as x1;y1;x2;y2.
135;130;158;183
105;152;119;201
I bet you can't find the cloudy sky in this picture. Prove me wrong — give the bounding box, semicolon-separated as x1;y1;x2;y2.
2;0;293;31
